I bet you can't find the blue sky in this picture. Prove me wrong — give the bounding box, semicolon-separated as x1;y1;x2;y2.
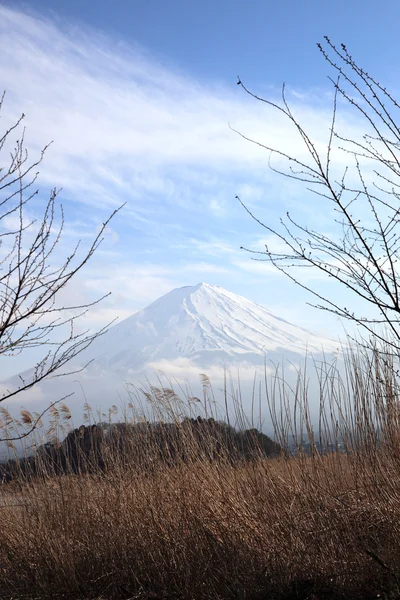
0;1;398;374
15;0;400;88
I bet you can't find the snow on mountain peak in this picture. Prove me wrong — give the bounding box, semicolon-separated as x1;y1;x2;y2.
1;282;343;422
80;282;340;375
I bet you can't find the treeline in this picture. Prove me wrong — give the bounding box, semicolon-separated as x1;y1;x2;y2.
0;417;282;481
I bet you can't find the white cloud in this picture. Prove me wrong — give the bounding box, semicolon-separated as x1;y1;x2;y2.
232;258;284;276
0;5;378;381
0;5;367;211
144;358;276;385
0;382;45;405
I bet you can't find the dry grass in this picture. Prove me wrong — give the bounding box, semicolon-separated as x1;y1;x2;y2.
1;345;400;599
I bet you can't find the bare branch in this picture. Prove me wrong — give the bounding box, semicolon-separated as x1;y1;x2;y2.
236;40;400;351
0;92;124;434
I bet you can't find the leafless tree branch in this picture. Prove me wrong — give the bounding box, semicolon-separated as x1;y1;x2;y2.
0;93;124;440
236;38;400;353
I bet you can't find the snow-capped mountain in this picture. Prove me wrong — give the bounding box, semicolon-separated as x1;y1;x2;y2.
1;283;341;415
74;282;339;375
0;283;343;451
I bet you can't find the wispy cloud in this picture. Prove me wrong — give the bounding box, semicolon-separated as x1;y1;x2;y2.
0;4;370;369
0;6;364;206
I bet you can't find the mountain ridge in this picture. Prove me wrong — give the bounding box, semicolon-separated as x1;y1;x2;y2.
0;282;342;431
70;282;340;376
2;283;341;390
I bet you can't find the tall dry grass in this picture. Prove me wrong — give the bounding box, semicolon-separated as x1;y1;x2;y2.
1;345;400;598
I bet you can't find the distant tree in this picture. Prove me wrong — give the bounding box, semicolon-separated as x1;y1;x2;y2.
236;38;400;352
0;92;122;440
0;417;283;481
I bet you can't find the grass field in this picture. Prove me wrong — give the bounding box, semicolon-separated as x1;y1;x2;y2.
1;345;400;599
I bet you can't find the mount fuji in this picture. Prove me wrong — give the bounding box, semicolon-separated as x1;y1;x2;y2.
79;282;340;375
1;283;342;416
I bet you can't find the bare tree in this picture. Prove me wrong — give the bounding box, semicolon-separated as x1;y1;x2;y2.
0;93;122;422
235;37;400;351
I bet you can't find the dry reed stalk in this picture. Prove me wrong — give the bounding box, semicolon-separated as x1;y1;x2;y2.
0;343;400;598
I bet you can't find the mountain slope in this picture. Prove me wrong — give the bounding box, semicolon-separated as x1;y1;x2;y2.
0;283;342;434
76;282;340;375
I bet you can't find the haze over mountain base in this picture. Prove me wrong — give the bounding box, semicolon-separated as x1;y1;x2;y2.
0;283;343;441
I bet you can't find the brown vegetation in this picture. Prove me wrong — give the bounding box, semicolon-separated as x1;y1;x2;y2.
0;417;282;481
1;348;400;599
